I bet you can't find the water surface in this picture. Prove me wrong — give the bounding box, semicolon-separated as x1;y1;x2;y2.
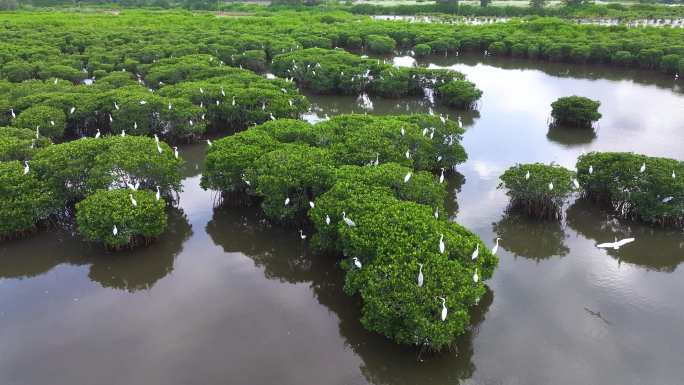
1;55;684;385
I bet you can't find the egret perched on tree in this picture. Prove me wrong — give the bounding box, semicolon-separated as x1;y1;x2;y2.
173;146;179;159
662;196;673;203
232;96;236;106
439;234;445;254
109;114;113;123
438;297;447;321
200;87;204;94
168;102;172;110
309;201;315;209
471;244;479;260
129;194;137;207
342;211;356;227
573;178;580;189
284;197;290;206
50;120;55;126
548;181;554;191
270;113;276;121
299;230;307;240
156;142;163;154
640;162;646;173
404;172;412;183
589;165;594;174
35;127;40;139
352;257;362;269
156;186;161;201
473;269;479;283
70;106;75;114
400;127;405;136
405;149;410;159
134;121;138;130
417;263;424;287
672;170;676;179
121;130;126;137
112;225;118;236
525;170;530;180
10;108;15;119
23;161;29;175
114;102;119;110
95;129;101;139
325;214;331;225
492;237;501;254
434;207;439;219
439;168;445;184
596;237;635;250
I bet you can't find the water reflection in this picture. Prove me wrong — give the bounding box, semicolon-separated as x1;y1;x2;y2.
566;199;684;272
0;209;192;291
492;213;570;261
546;124;597;147
206;203;493;385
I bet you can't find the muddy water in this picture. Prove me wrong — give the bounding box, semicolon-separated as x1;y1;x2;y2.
1;55;684;385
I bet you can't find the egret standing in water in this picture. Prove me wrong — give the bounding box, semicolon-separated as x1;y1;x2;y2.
129;194;137;207
439;234;445;254
352;257;362;269
342;211;356;227
417;263;424;287
471;244;479;260
492;237;501;254
438;297;447;321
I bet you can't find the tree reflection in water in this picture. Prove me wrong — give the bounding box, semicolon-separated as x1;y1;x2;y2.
492;213;570;261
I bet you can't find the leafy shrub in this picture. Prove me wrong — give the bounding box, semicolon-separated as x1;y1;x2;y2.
0;160;57;240
612;50;634;66
247;144;336;224
436;80;483;110
235;50;267;72
576;152;684;228
659;54;680;74
550;96;601;128
0;127;51;161
499;163;578;219
488;41;508;56
76;189;168;250
13;105;66;139
413;43;431;57
365;34;396;54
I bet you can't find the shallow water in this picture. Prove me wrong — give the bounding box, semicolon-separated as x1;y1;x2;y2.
1;55;684;385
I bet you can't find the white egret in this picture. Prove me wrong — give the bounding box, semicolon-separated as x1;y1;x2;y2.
50;120;55;126
189;119;194;126
662;196;673;203
95;129;101;139
589;165;593;174
439;168;445;184
439;114;446;124
206;139;212;147
112;225;118;236
492;237;501;254
325;214;331;225
284;197;290;206
439;234;445;254
270;113;276;121
353;257;362;269
405;149;410;159
173;146;179;159
221;87;225;97
129;194;137;207
309;201;315;209
640;162;646;173
121;130;126;137
154;134;159;143
299;230;307;240
471;244;479;260
109;114;113;123
23;161;29;175
549;181;554;191
672;170;676;179
114;102;119;110
168;102;172;110
525;170;530;180
404;172;412;183
434;207;439;219
156;186;161;201
438;297;447;321
35;127;40;138
134;121;138;130
216;100;220;106
200;87;204;94
156;142;163;154
10;108;15;119
139;100;146;105
70;106;75;114
596;237;635;250
417;263;424;287
573;178;580;189
232;97;236;106
342;211;356;227
400;127;405;136
473;269;479;283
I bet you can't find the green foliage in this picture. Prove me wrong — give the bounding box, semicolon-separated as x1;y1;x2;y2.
0;127;51;161
499;163;578;219
413;43;431;57
550;96;602;128
32;136;182;204
576;152;684;228
436;80;483;110
248;144;336;224
365;34;397;55
76;189;168;250
13;105;66;140
0;160;57;240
